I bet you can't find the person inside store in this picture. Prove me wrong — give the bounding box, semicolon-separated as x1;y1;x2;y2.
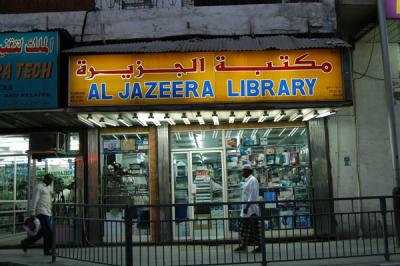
235;164;262;253
21;173;54;256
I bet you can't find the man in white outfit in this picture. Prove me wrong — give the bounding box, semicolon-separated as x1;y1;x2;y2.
235;164;262;253
21;174;53;255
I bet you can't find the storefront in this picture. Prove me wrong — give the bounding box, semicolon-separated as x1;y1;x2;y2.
0;31;82;238
67;39;352;240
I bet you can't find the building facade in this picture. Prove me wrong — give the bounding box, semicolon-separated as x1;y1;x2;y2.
0;0;390;241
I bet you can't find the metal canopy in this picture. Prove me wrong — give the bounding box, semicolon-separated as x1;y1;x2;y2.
63;36;351;54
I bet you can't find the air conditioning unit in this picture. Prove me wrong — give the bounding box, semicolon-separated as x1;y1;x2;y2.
28;132;66;155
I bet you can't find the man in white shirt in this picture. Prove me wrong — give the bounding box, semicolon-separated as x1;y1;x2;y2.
235;164;262;253
21;174;54;256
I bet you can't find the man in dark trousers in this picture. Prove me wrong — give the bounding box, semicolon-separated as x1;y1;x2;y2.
21;173;54;255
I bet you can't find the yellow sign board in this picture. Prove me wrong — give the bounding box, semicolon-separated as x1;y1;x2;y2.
69;49;345;106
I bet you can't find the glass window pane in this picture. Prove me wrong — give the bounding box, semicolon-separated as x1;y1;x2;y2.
101;133;150;238
171;130;222;149
225;126;312;231
0;157;14;200
16;157;28;200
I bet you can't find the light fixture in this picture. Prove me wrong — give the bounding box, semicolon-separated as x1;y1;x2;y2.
87;114;104;127
237;129;244;139
263;128;272;137
303;111;319;121
251;129;258;137
188;132;194;139
274;111;286;122
148;113;161;126
174;132;181;141
258;111;269;123
212;111;219;125
243;111;251;123
316;110;337;118
99;117;118;127
132;113;147;126
226;130;231;139
196;112;205;125
112;135;119;140
300;128;306;135
181;113;190;125
228;111;235;124
78;115;94;127
164;113;176;125
289;110;303;121
123;134;128;141
117;114;131;127
212;130;219;139
278;128;286;137
288;127;299;137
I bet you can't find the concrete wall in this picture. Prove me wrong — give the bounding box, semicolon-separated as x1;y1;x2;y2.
328;32;400;237
0;1;336;42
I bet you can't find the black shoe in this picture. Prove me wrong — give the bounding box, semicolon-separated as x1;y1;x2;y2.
20;240;27;253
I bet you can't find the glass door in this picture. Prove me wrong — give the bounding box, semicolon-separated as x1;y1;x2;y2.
172;152;190;239
172;150;225;240
191;151;224;240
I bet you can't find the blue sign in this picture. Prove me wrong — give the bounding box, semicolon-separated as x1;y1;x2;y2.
0;32;58;110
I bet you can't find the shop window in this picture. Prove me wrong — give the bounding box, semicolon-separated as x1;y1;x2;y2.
0;155;28;238
0;158;15;200
226;127;312;231
35;158;76;203
101;133;150;238
171;130;222;149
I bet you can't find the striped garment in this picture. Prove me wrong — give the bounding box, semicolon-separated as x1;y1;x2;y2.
238;214;262;245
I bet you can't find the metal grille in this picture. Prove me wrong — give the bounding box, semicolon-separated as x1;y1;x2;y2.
52;196;400;266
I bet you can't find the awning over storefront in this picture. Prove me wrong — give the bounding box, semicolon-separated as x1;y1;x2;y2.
63;36;351;54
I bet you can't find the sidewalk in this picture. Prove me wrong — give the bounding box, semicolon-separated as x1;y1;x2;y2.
0;248;400;266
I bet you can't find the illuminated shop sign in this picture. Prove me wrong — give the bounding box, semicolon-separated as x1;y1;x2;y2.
0;32;58;110
386;0;400;19
68;49;344;107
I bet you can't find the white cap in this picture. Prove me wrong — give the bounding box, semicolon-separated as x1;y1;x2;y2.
242;164;252;170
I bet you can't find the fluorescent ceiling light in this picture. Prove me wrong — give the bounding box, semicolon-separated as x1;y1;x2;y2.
300;128;306;135
278;128;286;137
212;111;219;125
316;110;337;118
228;112;235;124
226;130;231;139
243;111;251;123
212;130;219;139
132;113;148;126
174;132;181;141
263;128;272;137
251;129;258;137
273;111;286;122
112;135;119;140
188;132;194;139
258;111;269;123
123;134;128;141
164;113;176;125
289;111;303;121
99;117;118;127
288;127;299;137
117;114;131;127
87;114;104;127
148;113;161;126
303;111;319;121
196;112;205;125
78;115;94;127
182;113;190;125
